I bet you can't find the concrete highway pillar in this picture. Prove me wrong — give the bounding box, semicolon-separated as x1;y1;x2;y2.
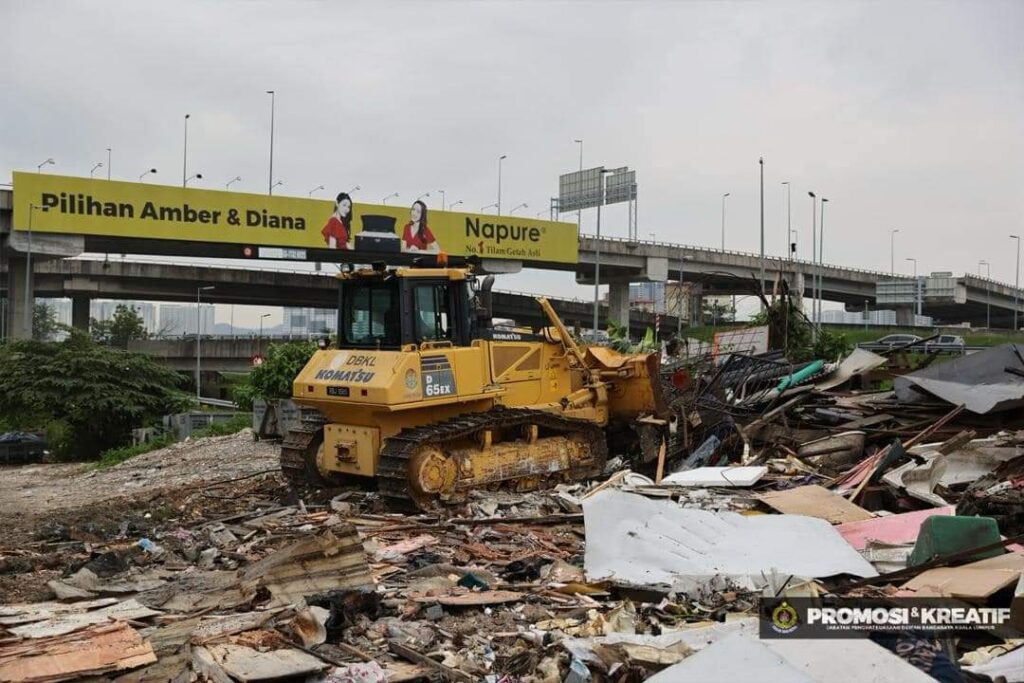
608;282;631;330
71;295;91;331
689;283;704;326
894;305;915;327
6;256;33;340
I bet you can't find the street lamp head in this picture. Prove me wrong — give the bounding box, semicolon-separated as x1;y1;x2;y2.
808;191;815;198
723;192;730;198
781;181;789;185
822;198;829;203
260;313;271;319
1012;234;1020;240
150;168;157;174
350;185;360;193
574;139;582;143
200;285;215;291
499;154;507;160
185;113;190;120
266;90;274;94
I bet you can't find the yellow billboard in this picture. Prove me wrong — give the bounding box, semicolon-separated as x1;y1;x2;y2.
11;172;578;264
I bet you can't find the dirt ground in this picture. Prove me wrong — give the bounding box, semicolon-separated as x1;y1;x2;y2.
0;430;283;601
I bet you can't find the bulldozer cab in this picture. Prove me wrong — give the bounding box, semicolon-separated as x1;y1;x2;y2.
336;267;477;349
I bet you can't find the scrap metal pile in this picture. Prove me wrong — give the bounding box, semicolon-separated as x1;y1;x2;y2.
1;344;1024;681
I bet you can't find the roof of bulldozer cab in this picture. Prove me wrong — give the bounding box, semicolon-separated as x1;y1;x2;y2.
336;266;470;282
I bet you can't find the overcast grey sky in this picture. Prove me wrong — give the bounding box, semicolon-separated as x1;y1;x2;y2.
3;0;1022;324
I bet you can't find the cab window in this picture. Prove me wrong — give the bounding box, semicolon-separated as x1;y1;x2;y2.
413;284;450;342
343;284;400;347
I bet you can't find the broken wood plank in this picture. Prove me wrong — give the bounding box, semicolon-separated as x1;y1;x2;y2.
0;622;156;682
388;640;475;683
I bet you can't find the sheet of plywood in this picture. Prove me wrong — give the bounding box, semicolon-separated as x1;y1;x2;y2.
7;599;161;639
202;643;328;682
756;485;874;524
0;622;156;682
899;552;1024;599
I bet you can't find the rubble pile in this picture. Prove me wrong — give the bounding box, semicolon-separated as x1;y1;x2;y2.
1;344;1024;681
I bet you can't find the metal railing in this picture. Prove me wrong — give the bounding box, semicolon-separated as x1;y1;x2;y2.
580;233;894;279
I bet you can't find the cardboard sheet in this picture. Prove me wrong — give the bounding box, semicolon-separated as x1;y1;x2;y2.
899;552;1024;599
756;485;874;524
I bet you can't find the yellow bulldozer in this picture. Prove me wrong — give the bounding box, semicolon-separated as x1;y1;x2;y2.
281;263;672;508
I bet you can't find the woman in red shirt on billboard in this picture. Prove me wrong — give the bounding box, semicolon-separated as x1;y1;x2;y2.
321;192;353;249
401;200;440;253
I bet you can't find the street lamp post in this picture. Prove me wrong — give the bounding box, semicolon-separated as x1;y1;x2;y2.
890;229;899;277
182;114;190;187
818;197;828;326
138;168;157;181
36;158;54;173
90;162;103;178
574;139;583;231
438;190;445;210
906;257;919;318
416;192;431;202
381;192;399;205
782;181;791;259
480;203;497;212
720;193;730;250
808;192;817;333
348;185;360;194
266;90;275;195
497;155;507;215
196;286;215;399
106;148;111;180
509;202;528;214
259;313;271;354
449;200;463;211
1011;235;1021;331
592;169;613;334
759;157;765;308
308;185;325;197
979;260;991;329
184;173;203;186
24;204;39;337
271;180;283;193
226;176;241;190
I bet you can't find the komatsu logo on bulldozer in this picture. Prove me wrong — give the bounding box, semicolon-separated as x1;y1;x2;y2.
11;172;579;265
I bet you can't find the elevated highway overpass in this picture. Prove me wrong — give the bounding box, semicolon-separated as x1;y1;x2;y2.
2;186;1022;335
1;258;677;338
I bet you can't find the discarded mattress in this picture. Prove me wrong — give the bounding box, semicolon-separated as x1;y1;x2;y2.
583;489;876;588
894;344;1024;414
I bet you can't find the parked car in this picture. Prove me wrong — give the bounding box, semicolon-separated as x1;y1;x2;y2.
924;334;966;353
858;334;923;351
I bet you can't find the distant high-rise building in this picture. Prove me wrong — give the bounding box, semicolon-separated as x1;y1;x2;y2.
89;300;158;332
284;307;334;336
159;303;214;336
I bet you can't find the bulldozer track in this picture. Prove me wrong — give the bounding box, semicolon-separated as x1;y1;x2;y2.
279;414;327;487
376;407;608;508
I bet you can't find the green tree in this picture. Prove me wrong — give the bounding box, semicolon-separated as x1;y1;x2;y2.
91;304;149;348
0;330;190;459
231;341;317;410
33;303;61;340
